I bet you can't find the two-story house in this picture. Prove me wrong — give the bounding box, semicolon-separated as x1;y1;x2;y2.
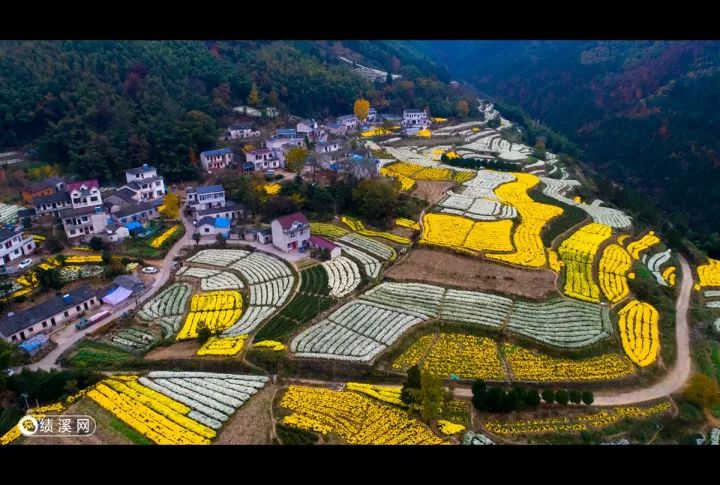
32;191;71;218
324;122;347;137
315;140;341;154
271;212;310;253
186;185;226;212
0;285;100;343
21;176;67;204
61;180;107;241
337;115;359;130
200;148;234;173
111;199;162;226
367;108;378;123
402;109;429;127
124;164;166;201
245;149;282;171
225;123;259;140
0;228;36;267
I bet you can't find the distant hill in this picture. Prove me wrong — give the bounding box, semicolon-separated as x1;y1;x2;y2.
414;40;720;255
0;41;468;184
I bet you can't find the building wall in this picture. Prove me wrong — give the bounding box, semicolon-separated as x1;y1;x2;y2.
4;296;100;343
271;220;310;252
22;187;53;204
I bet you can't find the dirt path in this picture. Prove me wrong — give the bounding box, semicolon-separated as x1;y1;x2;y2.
214;384;278;444
592;255;693;405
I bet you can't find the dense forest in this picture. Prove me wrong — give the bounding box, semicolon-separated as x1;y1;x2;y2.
0;41;470;184
417;41;720;255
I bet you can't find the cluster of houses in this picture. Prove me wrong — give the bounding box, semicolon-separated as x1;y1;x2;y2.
200;108;432;176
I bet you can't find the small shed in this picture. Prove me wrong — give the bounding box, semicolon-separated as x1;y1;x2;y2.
215;217;230;239
257;228;272;244
308;236;341;259
18;333;49;356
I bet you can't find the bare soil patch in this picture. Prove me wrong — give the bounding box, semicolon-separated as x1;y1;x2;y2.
215;384;278;444
412;181;455;205
385;248;559;300
145;340;202;360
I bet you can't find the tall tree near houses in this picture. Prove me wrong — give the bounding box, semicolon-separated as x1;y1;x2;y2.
285;146;308;173
354;98;371;122
456;99;470;118
188;148;198;167
248;83;261;107
160;192;181;220
420;369;444;422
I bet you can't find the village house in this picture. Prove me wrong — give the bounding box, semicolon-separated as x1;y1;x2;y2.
225;123;259;140
337;114;359;130
200;148;234;173
17;208;37;224
366;108;378;123
102;222;131;244
275;128;299;139
0;227;36;267
271;212;310;253
195;201;251;222
61;180;107;241
307;236;341;259
32;191;71;218
0;285;100;343
186;185;226;211
124;164;166;201
324;122;347;137
196;216;231;239
21;176;67;204
297;119;327;142
103;187;139;213
111;199;162;225
402;109;430;127
244;227;272;244
245;148;282;171
315;140;341;154
379;113;402;124
264;136;304;152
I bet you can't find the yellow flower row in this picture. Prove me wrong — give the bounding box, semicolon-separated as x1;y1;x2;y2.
253;340;286;351
190;290;243;312
662;266;676;287
486;173;564;268
617;234;630;246
437;420;465;435
361;127;395;137
150;225;181;249
417;129;432;138
197;336;247;356
697;258;720;289
345;382;405;407
357;229;412;245
484;402;670;435
558;223;612;303
341;215;365;231
88;382;211;444
38;257;61;270
310;223;349;238
617;300;659;367
453;171;476;184
547;248;562;272
420;213;514;254
380;167;416;191
65;255;103;264
280;385;444;445
263;183;281;195
394;218;421;231
599;243;632;303
626;231;660;260
503;344;636;382
177;309;242;340
32;234;46;241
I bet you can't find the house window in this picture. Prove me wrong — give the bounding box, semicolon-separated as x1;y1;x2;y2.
76;305;81;312
204;228;210;233
28;327;33;332
84;302;88;310
11;335;17;342
64;311;69;317
42;321;47;328
90;196;98;202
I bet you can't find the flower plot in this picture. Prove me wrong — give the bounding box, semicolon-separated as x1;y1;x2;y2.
626;231;661;260
558;223;612;303
599;243;632;303
197;336;247;356
617;300;660;367
697;258;720;289
322;256;362;298
150;225;181;249
138;283;193;337
176;291;243;340
420;212;514;255
338;233;396;261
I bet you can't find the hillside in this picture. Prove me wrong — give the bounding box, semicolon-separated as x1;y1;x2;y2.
416;41;720;256
0;41;468;184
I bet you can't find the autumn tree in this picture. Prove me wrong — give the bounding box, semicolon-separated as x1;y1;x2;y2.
285;146;308;173
248;83;261;107
456;99;470;118
192;232;201;246
243;144;256;153
354;98;371;122
683;373;720;410
352;178;398;227
419;369;444;422
26;164;58;181
160;192;181;220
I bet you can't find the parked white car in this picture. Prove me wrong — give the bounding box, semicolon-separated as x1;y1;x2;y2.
18;258;33;270
142;266;158;274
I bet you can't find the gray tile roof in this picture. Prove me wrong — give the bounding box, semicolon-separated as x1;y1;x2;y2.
17;208;36;219
60;205;103;218
125;165;156;175
0;285;96;338
197;216;216;227
196;201;244;217
196;185;224;195
113;200;162;219
113;275;145;293
0;228;17;241
109;187;138;203
33;191;71;206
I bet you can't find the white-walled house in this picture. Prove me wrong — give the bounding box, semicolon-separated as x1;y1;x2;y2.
68;180;102;210
402;109;429;127
308;236;341;259
186;185;226;211
296;119;317;136
33;191;71;218
324;123;347;136
124;164;165;201
245;149;282;171
200;148;234;173
271;212;310;253
226;123;259;140
62;180;107;241
315;140;341;154
337;115;359;130
0;285;100;343
264;136;304;151
0;228;36;266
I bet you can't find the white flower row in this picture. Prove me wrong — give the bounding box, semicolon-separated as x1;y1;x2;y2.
704;290;720;298
710;428;719;445
645;249;671;286
138;283;192;321
249;277;293;307
714;319;720;335
153;378;240;411
360;282;444;318
706;301;720;309
201;271;244;290
187;249;249;267
177;266;219;279
463;431;495;445
441;289;513;329
171;378;248;405
339;233;396;261
147;371;269;382
337;244;381;279
222;306;276;336
322;256;361;298
541;177;632;229
461;170;515;200
138;376;230;423
187;410;223;430
438;194;516;220
230;251;293;284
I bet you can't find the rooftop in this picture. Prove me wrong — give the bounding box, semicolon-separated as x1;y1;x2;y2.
196;202;246;217
60;205;104;219
197;216;216;227
125;164;156;175
33;191;71;206
229;123;254;130
201;148;233;158
24;176;66;193
309;236;338;251
67;179;100;193
0;228;18;241
0;285;96;338
404;109;424;114
113;199;162;219
108;187;138;203
113;274;145;293
274;212;309;230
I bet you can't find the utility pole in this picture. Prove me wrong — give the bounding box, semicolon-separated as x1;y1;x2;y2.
20;393;30;411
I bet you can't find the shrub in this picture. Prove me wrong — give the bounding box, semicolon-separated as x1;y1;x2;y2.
541;389;555;403
582;391;594;405
569;389;582;404
555;389;570;405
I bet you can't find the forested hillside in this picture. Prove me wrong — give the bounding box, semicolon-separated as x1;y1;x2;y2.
0;41;468;184
417;40;720;256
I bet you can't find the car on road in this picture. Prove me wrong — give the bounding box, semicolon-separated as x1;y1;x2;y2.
142;266;158;274
3;368;15;377
18;258;34;270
